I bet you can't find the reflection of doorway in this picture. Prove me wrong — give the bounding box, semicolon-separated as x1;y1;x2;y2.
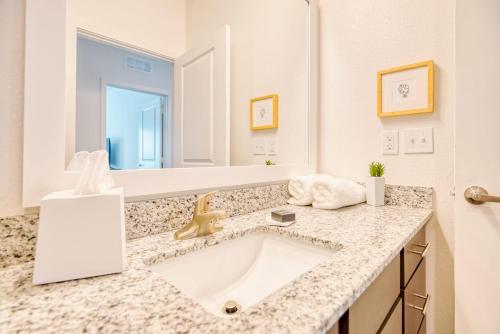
75;34;173;169
105;85;167;170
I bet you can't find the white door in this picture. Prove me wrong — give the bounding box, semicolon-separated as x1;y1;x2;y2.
455;1;500;333
173;25;230;168
138;97;164;169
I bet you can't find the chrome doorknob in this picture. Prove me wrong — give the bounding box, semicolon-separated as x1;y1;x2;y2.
464;186;500;205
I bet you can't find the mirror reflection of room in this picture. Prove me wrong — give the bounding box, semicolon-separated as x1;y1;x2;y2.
76;37;172;170
73;0;309;170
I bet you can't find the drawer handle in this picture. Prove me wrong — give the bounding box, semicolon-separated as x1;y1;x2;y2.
408;242;429;258
407;293;430;316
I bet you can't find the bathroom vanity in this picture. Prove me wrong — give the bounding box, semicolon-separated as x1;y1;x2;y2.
330;226;428;334
0;200;431;333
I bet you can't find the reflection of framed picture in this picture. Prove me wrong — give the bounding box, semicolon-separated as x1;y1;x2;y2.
250;94;278;130
377;60;434;117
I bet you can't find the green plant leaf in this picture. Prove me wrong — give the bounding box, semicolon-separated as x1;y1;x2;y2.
369;161;385;177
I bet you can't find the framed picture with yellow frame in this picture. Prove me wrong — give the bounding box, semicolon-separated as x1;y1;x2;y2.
250;94;279;130
377;60;434;117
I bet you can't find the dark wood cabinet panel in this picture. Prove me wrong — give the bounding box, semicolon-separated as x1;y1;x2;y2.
328;225;428;334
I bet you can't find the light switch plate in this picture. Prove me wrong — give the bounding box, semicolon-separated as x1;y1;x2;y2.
382;130;399;155
266;139;277;155
403;127;434;154
252;139;266;155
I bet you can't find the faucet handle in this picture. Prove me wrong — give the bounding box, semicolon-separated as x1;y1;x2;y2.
195;191;217;214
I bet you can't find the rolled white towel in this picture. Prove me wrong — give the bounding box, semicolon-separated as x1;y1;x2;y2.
288;174;333;206
311;178;366;210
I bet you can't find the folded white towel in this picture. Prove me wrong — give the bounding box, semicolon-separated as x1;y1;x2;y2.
311;178;366;210
288;174;333;206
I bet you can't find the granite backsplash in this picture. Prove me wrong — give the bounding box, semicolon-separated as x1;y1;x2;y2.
0;182;432;269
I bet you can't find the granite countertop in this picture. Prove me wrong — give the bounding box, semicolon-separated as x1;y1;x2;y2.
0;204;432;333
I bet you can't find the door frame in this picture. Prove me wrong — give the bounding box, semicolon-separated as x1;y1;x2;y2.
99;79;171;168
138;98;165;169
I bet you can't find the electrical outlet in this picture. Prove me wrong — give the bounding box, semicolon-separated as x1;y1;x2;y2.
403;127;434;154
266;139;277;155
382;130;399;155
252;139;266;155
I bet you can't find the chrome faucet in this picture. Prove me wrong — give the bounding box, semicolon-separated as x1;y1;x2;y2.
174;192;226;240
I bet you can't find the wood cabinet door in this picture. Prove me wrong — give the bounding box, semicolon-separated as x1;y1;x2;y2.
349;255;400;334
379;297;402;334
403;227;427;287
404;260;427;334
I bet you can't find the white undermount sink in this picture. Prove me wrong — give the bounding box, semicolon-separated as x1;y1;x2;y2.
149;232;335;317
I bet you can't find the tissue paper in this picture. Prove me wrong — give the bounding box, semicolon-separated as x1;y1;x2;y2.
66;151;89;171
74;150;115;195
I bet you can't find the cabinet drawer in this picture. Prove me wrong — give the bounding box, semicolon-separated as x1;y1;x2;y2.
349;254;400;334
403;227;428;287
379;297;402;334
404;259;428;334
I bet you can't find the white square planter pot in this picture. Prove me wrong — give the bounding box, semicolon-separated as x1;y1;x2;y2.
366;177;385;206
33;188;126;285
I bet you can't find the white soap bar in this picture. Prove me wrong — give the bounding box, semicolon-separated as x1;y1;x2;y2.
33;188;126;285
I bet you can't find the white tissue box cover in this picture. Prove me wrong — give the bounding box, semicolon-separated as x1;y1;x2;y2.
33;188;126;285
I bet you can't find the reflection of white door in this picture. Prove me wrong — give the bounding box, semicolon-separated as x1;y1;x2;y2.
455;1;500;333
138;98;164;169
173;25;230;168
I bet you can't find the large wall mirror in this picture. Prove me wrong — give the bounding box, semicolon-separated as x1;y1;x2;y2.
23;0;318;206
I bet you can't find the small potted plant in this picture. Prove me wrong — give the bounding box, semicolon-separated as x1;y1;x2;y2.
366;161;385;206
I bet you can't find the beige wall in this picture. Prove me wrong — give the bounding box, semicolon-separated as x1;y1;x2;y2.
186;0;309;166
0;0;25;217
318;1;455;333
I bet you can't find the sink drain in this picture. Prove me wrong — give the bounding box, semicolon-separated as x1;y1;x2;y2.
223;300;240;314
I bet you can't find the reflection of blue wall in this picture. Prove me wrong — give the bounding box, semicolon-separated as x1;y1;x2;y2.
76;36;172;154
106;86;162;170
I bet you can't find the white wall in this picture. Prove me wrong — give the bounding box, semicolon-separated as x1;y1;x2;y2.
76;36;172;154
318;1;455;333
185;0;309;166
0;0;25;217
69;0;186;58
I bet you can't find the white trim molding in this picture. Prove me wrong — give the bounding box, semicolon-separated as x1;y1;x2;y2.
23;0;319;207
